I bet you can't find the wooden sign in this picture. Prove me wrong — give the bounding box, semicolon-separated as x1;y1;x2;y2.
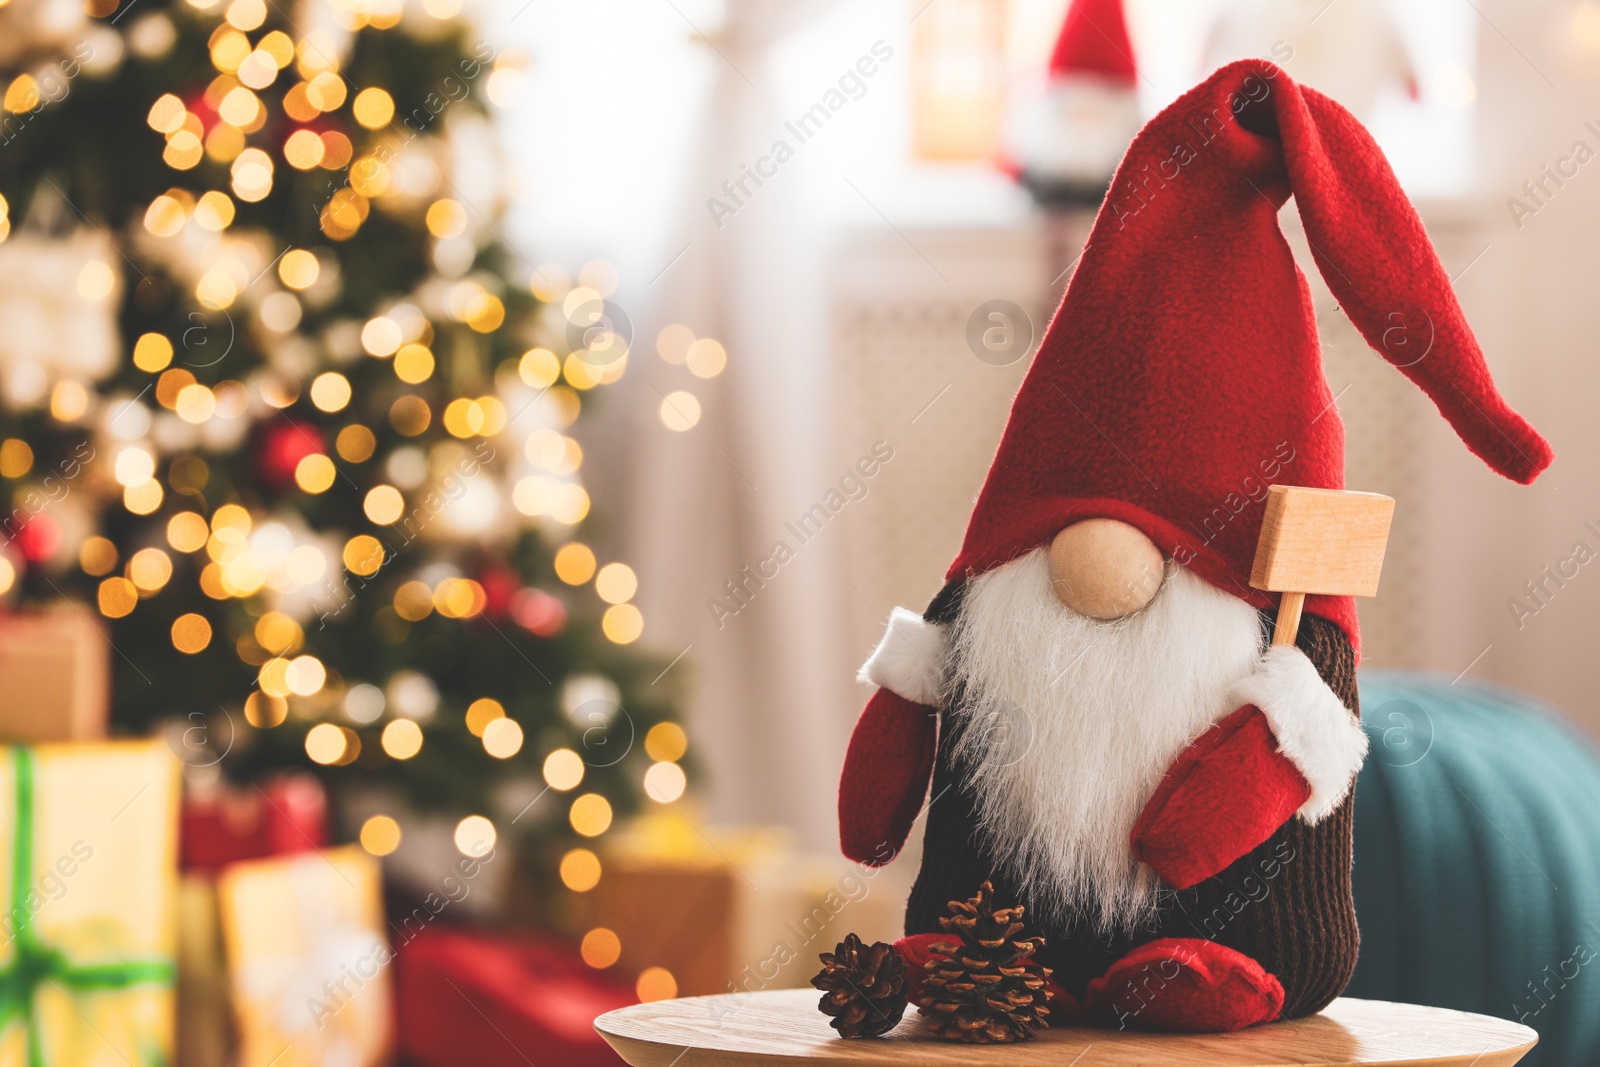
1250;486;1395;646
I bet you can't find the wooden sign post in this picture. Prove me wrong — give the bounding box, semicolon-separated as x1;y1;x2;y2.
1249;486;1395;647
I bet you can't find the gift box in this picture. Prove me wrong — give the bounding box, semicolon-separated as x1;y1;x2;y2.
577;812;912;997
179;773;327;872
177;772;327;1065
396;928;632;1067
0;740;180;1066
216;845;392;1067
176;874;229;1067
0;606;109;742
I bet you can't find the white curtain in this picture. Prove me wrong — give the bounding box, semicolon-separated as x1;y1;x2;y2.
624;0;857;850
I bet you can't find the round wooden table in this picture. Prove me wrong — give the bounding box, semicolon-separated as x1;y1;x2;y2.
595;988;1537;1067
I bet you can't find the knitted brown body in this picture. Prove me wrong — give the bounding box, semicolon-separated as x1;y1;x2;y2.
908;589;1360;1019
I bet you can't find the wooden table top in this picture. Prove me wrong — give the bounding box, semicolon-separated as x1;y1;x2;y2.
595;988;1537;1067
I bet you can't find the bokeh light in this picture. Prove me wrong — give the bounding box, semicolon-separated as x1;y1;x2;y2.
542;748;584;791
569;793;613;837
454;815;496;858
360;815;402;856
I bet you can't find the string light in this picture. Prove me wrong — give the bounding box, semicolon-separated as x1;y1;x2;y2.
50;381;88;422
553;544;596;585
305;723;348;765
602;603;644;645
569;793;613;837
353;88;395;129
580;928;621;969
128;547;173;592
195;191;235;230
79;537;117;576
482;717;523;759
144;194;186;237
344;535;386;576
171;614;213;654
97;578;138;618
0;440;30;478
518;348;560;387
636;968;677;1002
542;749;584;791
310;372;352;412
425;199;467;238
393;581;434;621
686;338;727;379
659;391;702;432
336;425;376;462
454;815;496;858
147;94;187;133
360;815;402;856
465;698;505;737
285;655;326;696
643;762;687;804
394;346;434;384
279;249;321;290
644;723;688;763
382;718;423;759
255;612;303;654
176;384;217;423
559;848;601;892
124;480;164;515
294;454;336;494
245;692;288;728
594;563;637;605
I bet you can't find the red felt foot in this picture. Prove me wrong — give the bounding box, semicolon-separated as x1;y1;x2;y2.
1085;938;1284;1032
839;689;937;867
893;933;1082;1023
892;933;946;1004
1130;705;1310;889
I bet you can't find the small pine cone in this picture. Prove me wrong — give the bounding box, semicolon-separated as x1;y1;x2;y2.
918;881;1051;1043
811;933;910;1038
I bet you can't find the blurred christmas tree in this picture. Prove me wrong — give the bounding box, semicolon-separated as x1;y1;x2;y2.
0;0;686;893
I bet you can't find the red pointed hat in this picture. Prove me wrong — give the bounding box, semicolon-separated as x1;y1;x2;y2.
1049;0;1137;85
948;60;1552;652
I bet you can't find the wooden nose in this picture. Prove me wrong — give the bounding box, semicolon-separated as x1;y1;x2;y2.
1048;519;1166;619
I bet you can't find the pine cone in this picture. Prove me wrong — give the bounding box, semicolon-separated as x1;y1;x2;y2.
811;933;910;1038
918;881;1051;1043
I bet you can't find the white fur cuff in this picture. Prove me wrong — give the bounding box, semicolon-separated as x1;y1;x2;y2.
1228;645;1368;824
858;608;948;707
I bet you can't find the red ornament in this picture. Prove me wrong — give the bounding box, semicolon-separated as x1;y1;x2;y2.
183;90;220;135
256;420;326;491
13;516;61;564
511;588;566;637
476;565;519;622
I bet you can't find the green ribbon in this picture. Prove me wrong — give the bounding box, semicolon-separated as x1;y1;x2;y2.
0;748;174;1067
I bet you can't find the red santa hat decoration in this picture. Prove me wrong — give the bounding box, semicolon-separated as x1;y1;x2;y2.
1007;0;1142;202
966;58;1551;654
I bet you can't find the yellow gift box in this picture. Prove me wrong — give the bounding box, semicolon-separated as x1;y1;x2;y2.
0;741;179;1067
217;845;392;1067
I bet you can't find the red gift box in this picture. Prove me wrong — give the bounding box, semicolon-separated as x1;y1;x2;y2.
179;773;327;871
396;928;634;1067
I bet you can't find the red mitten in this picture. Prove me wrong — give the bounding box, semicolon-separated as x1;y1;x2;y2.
839;688;937;866
1130;705;1310;889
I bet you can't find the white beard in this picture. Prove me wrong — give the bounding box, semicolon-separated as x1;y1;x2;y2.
950;548;1265;934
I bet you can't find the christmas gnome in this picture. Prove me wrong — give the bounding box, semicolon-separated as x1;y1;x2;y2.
1006;0;1142;203
824;60;1553;1037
